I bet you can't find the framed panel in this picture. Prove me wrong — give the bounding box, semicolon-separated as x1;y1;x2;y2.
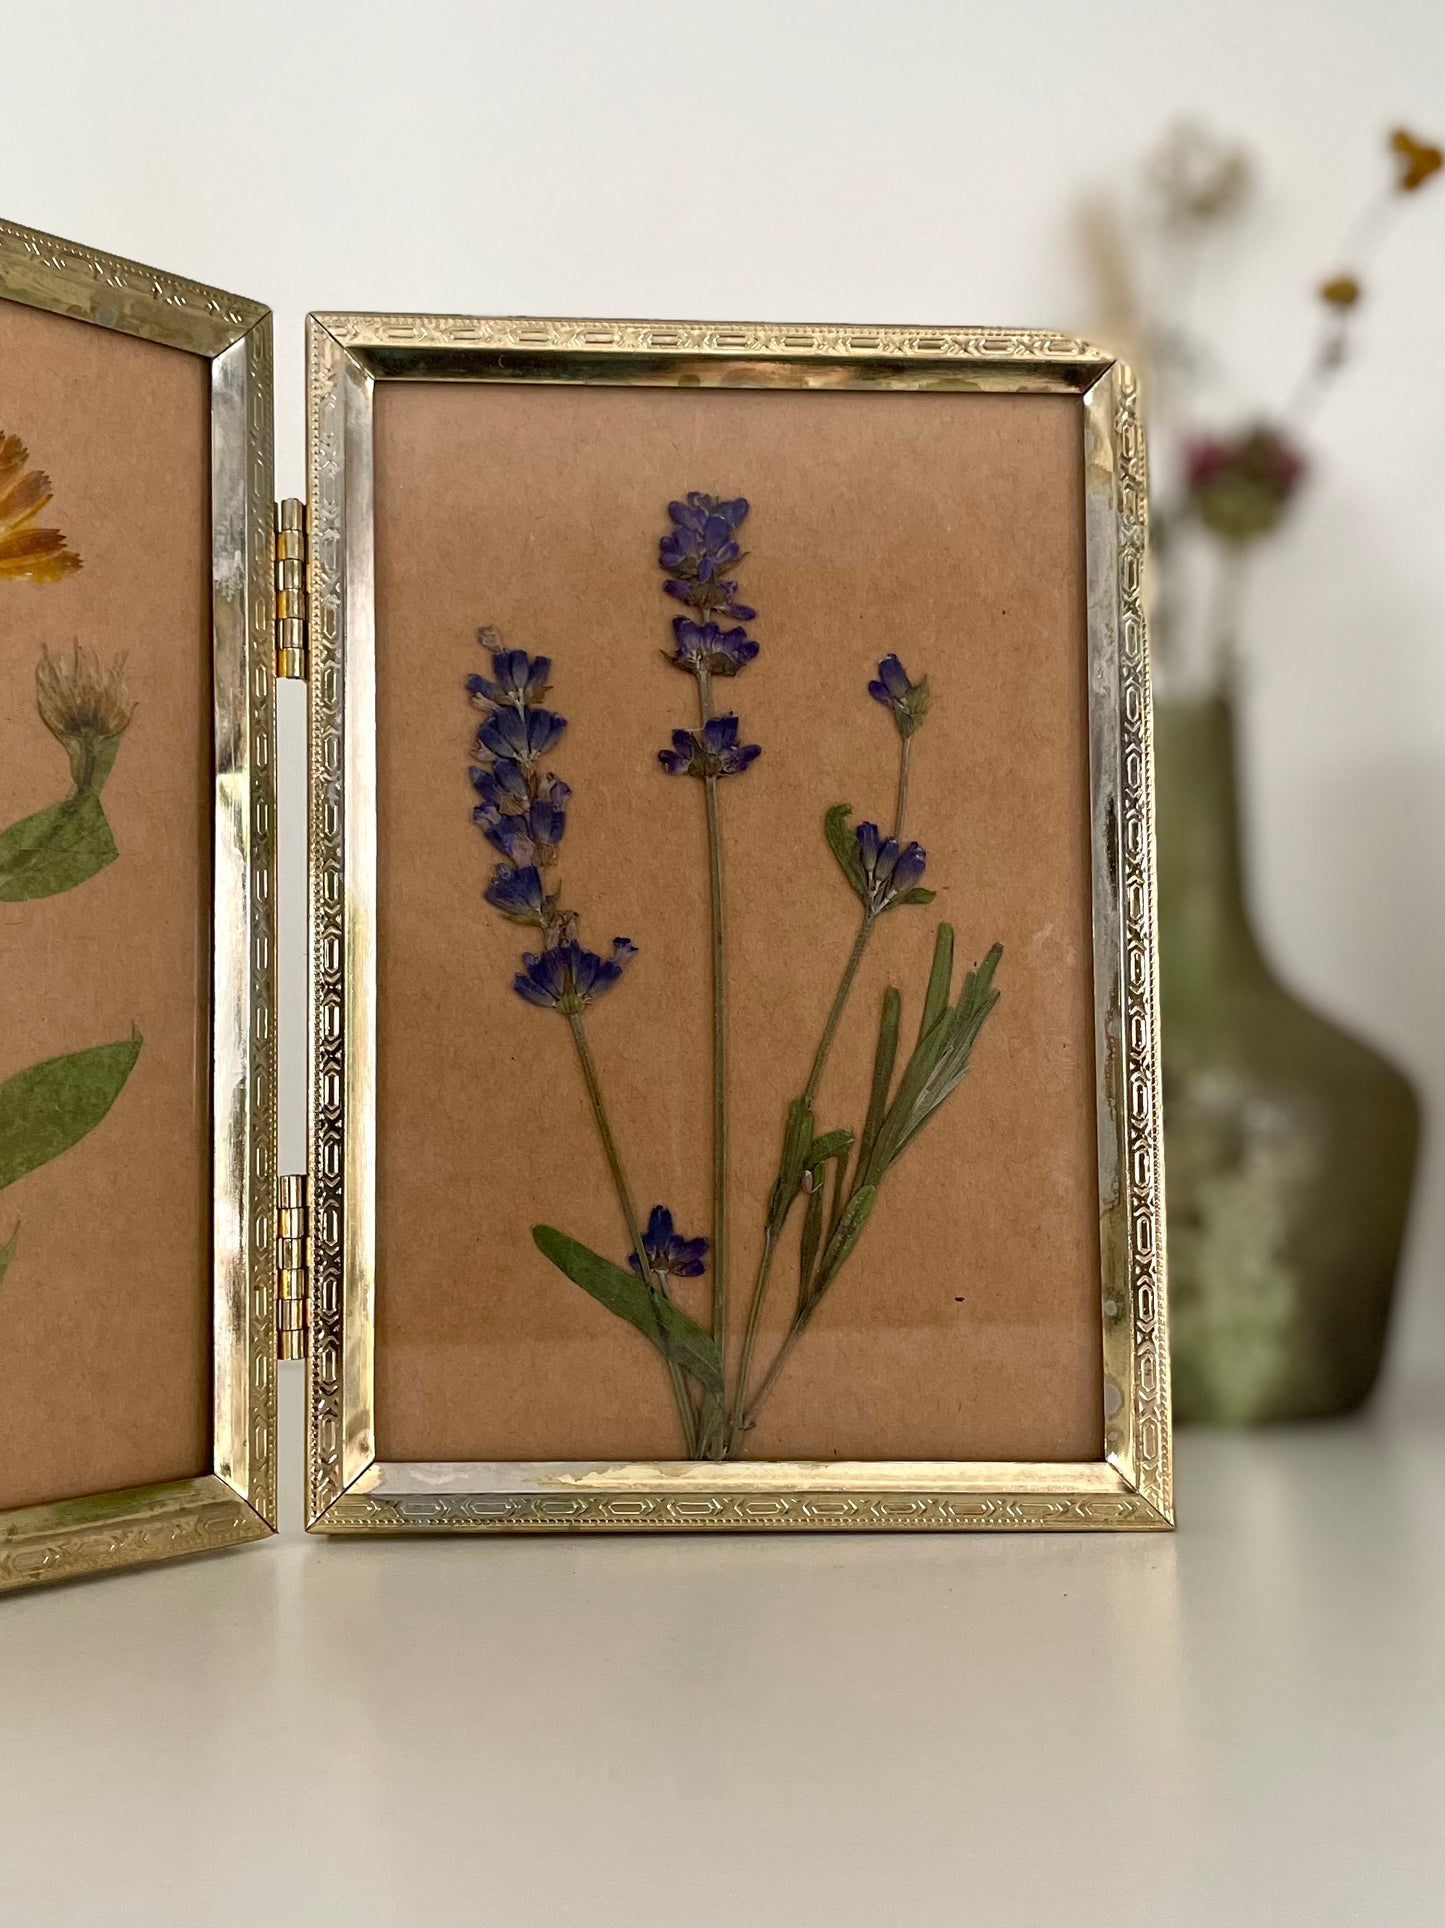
0;221;276;1589
307;316;1169;1532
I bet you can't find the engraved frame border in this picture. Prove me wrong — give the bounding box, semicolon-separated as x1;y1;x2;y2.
305;316;1171;1533
0;220;278;1590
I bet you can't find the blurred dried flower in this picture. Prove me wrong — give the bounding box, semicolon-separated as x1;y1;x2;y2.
1390;128;1442;193
0;432;82;582
1319;275;1362;310
1185;427;1307;544
1148;122;1252;226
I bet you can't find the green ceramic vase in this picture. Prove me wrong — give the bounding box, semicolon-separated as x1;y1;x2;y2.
1155;696;1420;1422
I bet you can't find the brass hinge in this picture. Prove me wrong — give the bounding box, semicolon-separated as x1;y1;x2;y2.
276;1172;309;1360
275;497;308;680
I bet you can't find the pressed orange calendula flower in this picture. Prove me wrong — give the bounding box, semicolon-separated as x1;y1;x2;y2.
0;431;82;582
1390;129;1442;193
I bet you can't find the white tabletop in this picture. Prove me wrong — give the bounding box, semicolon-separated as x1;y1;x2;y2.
1;1381;1441;1928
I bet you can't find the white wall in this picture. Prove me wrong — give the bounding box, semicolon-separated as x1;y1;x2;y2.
7;0;1443;1395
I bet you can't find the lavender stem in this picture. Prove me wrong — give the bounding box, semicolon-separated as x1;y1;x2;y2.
567;1011;698;1456
695;663;730;1456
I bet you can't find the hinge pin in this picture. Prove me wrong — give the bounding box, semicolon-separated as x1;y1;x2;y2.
277;1171;309;1360
275;498;308;680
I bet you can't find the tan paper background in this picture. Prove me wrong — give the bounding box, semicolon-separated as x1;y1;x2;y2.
0;298;211;1512
373;379;1102;1463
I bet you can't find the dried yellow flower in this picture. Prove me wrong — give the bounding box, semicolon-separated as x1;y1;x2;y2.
0;432;82;582
1391;129;1442;193
1319;275;1362;309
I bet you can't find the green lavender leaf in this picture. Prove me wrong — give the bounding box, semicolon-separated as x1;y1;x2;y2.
863;1007;954;1183
767;1096;815;1229
0;1031;142;1192
531;1224;724;1399
0;792;118;901
823;802;866;902
815;1184;877;1291
891;949;1003;1160
918;923;955;1045
892;887;935;907
798;1178;825;1312
883;945;1005;1169
806;1128;854;1167
0;1224;17;1289
859;986;902;1177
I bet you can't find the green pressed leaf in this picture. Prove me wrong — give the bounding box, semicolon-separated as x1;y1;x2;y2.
0;1032;142;1192
892;887;936;907
823;802;866;901
826;1153;848;1247
798;1178;825;1311
864;1009;954;1184
531;1224;723;1398
0;792;118;902
919;923;955;1045
0;1223;17;1290
888;945;1006;1164
859;985;901;1176
864;942;1005;1180
806;1127;854;1167
767;1096;816;1230
815;1184;877;1292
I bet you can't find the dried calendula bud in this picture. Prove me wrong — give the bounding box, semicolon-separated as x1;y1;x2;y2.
1319;275;1362;309
35;644;134;790
1390;128;1442;193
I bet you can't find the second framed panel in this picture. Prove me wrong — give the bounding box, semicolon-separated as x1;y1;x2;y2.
305;317;1169;1532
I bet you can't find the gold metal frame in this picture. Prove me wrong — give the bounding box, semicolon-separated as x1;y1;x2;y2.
306;316;1170;1533
0;221;277;1590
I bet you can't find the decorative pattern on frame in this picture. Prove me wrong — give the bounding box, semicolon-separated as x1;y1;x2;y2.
1110;360;1170;1518
304;314;1171;1533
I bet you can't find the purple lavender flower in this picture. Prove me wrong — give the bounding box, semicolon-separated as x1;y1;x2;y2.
468;643;552;709
484;862;550;923
669;619;760;677
513;938;637;1014
480;791;569;867
470;758;532;816
659;492;756;621
626;1205;709;1279
658;713;761;779
868;654;930;737
854;821;928;912
477;704;566;764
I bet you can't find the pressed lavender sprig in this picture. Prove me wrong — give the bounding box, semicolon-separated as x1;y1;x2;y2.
727;653;935;1450
659;493;762;1451
468;627;699;1452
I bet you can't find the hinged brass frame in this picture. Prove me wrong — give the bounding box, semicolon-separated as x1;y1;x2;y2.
277;1173;309;1359
275;497;308;679
0;221;278;1590
305;315;1171;1534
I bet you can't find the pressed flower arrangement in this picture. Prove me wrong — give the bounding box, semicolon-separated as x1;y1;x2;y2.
0;431;140;1289
465;493;1004;1459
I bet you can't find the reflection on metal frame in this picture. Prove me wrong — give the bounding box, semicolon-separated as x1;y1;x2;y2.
306;315;1170;1534
0;220;276;1591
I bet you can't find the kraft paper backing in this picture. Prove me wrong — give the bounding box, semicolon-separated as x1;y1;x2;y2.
373;379;1103;1464
0;297;211;1513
